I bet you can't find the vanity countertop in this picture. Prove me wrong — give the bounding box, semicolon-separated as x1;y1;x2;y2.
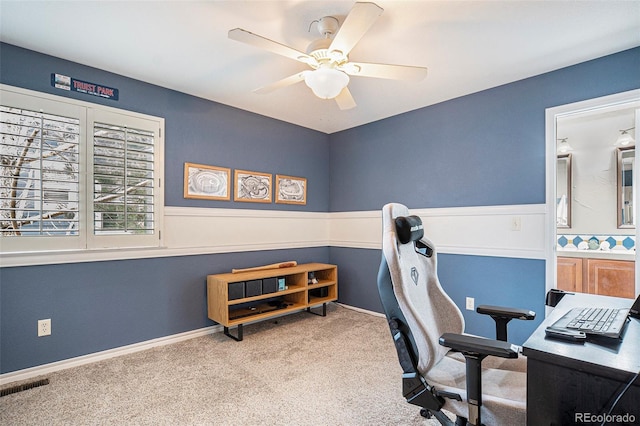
557;249;635;261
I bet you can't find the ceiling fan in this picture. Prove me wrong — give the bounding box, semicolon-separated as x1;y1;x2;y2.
229;2;428;110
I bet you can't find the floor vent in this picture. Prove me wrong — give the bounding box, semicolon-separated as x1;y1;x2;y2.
0;378;50;397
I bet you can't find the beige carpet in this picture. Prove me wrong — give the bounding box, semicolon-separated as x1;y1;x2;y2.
0;304;449;425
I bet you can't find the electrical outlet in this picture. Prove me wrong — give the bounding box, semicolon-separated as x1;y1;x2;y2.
38;319;51;337
466;297;474;311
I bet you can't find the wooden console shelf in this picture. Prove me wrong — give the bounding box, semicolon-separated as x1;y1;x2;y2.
207;263;338;341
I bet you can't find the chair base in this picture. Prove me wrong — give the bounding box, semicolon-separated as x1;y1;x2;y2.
420;409;469;426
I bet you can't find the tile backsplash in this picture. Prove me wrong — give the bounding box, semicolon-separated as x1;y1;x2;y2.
557;234;635;251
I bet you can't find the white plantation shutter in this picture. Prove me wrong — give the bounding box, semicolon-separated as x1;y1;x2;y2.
0;91;86;251
0;106;81;235
88;109;161;248
0;86;163;253
92;123;155;234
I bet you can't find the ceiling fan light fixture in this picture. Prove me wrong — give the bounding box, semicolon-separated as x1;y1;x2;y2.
304;68;349;99
229;2;425;108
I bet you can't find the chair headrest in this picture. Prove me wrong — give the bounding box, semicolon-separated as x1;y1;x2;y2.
394;215;424;244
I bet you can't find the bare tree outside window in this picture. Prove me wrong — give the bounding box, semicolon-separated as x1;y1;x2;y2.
1;109;156;239
0;106;80;236
1;88;163;253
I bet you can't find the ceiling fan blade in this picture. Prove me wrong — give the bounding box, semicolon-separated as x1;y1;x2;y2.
229;28;317;66
329;2;383;57
344;62;428;81
335;87;357;110
253;72;306;94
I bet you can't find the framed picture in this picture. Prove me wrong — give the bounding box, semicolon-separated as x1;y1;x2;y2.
234;169;272;203
275;174;307;205
184;162;231;200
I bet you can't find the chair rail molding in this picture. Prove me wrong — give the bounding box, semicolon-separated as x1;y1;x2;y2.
1;204;546;267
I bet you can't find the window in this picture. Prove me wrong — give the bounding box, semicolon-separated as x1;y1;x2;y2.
93;122;155;235
0;86;164;253
0;105;81;236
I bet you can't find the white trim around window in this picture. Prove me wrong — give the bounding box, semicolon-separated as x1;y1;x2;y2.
0;84;165;254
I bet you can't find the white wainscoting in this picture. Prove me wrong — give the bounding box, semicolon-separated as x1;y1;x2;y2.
330;204;548;259
168;204;547;259
1;204;547;267
163;207;330;254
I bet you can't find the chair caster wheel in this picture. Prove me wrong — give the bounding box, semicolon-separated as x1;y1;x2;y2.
420;408;432;418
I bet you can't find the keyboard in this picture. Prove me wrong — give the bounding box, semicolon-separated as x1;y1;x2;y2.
551;306;630;339
567;307;620;332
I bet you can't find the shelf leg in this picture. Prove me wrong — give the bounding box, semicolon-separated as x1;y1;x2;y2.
307;303;327;317
223;324;243;341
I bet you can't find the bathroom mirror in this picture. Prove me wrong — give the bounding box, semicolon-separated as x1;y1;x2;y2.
617;147;635;228
556;154;571;228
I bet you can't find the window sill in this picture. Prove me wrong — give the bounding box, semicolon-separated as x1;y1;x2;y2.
0;246;169;268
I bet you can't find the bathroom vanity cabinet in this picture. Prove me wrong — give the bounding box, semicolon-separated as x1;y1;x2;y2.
557;256;635;298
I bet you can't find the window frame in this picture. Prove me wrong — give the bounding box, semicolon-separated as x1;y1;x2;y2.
0;84;164;255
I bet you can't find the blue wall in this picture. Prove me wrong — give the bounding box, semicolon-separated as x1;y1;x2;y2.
438;254;545;345
1;43;639;373
0;43;330;211
329;246;545;345
329;47;640;212
0;43;331;373
328;47;640;344
0;248;328;373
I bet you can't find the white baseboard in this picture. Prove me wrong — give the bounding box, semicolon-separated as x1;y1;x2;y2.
0;303;380;386
0;324;222;386
336;303;386;318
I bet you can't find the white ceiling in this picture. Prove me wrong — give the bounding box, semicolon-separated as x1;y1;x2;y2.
1;1;639;134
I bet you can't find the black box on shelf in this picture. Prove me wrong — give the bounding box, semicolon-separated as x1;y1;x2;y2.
228;282;245;300
245;279;263;297
309;287;329;300
262;277;277;294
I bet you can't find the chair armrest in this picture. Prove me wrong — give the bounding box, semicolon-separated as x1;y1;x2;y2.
438;333;519;359
476;305;535;320
476;305;536;342
439;333;519;425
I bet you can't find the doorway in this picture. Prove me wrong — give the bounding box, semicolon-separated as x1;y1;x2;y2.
546;90;640;299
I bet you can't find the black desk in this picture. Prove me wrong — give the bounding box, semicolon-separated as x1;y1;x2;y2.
523;292;640;425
